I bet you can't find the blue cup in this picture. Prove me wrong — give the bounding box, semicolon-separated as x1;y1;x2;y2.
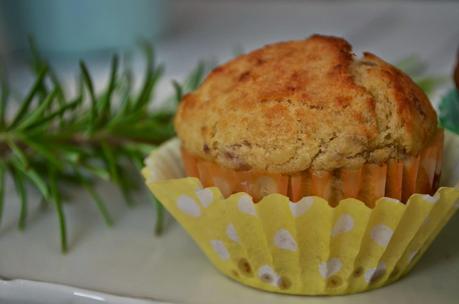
1;0;169;54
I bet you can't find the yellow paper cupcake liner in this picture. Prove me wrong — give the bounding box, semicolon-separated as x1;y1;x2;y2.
142;137;459;295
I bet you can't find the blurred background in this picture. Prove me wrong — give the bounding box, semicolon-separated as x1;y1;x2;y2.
0;0;458;96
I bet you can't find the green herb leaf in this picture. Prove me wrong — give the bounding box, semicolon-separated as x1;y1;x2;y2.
17;88;58;130
414;76;448;97
50;166;68;253
8;66;48;130
77;171;113;226
19;164;50;201
185;62;206;91
153;196;164;235
100;143;120;183
19;136;62;169
172;80;183;103
28;35;47;75
49;69;66;106
97;55;119;124
80;61;98;130
136;64;163;111
80;163;111;181
7;138;29;167
439;88;459;134
23;98;80;130
10;165;28;230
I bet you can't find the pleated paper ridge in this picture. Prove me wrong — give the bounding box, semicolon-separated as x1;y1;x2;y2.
142;138;459;295
180;130;444;206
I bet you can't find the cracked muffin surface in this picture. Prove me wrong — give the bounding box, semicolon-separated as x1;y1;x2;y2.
174;34;437;173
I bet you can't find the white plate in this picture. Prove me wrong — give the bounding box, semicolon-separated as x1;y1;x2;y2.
0;279;161;304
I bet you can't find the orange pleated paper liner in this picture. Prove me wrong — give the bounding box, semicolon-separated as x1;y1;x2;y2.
182;129;444;206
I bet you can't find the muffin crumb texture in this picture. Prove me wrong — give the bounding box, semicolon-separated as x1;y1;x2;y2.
175;35;437;173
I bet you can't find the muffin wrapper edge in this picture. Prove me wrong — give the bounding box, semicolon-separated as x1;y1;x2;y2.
181;129;444;206
142;137;459;295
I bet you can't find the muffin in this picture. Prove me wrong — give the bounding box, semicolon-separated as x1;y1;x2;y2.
143;35;459;295
175;35;442;206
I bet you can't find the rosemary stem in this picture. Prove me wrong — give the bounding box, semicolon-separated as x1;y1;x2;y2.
154;197;164;235
0;130;163;159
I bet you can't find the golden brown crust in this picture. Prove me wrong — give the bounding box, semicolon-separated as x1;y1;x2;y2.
174;35;438;173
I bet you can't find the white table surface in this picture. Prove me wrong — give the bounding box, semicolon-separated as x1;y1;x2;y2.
1;1;459;303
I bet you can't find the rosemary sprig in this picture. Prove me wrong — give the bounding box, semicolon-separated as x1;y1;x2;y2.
0;42;209;252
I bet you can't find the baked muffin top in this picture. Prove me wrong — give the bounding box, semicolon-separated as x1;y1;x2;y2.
174;35;438;173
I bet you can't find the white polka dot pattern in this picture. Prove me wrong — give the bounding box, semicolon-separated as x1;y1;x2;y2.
196;188;213;208
238;194;256;216
273;229;297;252
210;240;230;261
371;224;393;247
258;265;280;286
364;262;386;283
176;195;201;217
289;197;314;217
332;214;354;237
319;258;342;279
226;224;239;243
